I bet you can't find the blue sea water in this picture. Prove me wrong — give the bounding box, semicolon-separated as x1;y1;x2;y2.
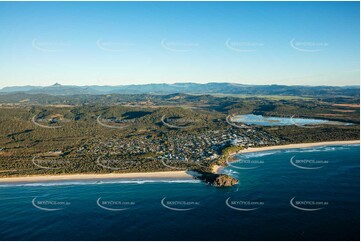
0;144;359;240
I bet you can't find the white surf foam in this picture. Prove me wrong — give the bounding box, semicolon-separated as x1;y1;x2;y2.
0;179;201;187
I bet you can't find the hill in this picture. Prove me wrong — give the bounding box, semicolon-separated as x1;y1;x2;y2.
0;82;359;97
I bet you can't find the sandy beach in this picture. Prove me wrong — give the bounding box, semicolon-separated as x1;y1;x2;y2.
0;171;193;184
240;140;359;154
1;140;359;181
213;140;359;173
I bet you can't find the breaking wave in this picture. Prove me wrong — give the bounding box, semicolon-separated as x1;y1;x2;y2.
236;144;355;159
0;179;200;187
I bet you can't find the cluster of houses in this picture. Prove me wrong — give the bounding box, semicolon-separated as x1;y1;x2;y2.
79;126;280;167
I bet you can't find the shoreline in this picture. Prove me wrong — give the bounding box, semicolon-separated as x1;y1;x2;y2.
0;171;193;184
1;140;359;183
240;140;359;154
213;140;360;173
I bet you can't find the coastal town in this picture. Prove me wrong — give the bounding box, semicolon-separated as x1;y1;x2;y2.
0;90;358;187
79;119;282;171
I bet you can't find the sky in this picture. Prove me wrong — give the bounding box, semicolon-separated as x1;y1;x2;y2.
0;1;359;88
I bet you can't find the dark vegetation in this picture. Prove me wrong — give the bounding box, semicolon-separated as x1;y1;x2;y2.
0;92;359;178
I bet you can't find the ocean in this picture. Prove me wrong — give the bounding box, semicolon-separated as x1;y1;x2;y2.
0;144;359;240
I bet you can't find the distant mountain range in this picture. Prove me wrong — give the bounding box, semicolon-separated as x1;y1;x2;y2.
0;82;359;97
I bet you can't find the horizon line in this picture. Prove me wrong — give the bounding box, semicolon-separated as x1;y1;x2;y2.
1;81;360;89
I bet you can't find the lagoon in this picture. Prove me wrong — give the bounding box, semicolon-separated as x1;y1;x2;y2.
231;114;348;126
